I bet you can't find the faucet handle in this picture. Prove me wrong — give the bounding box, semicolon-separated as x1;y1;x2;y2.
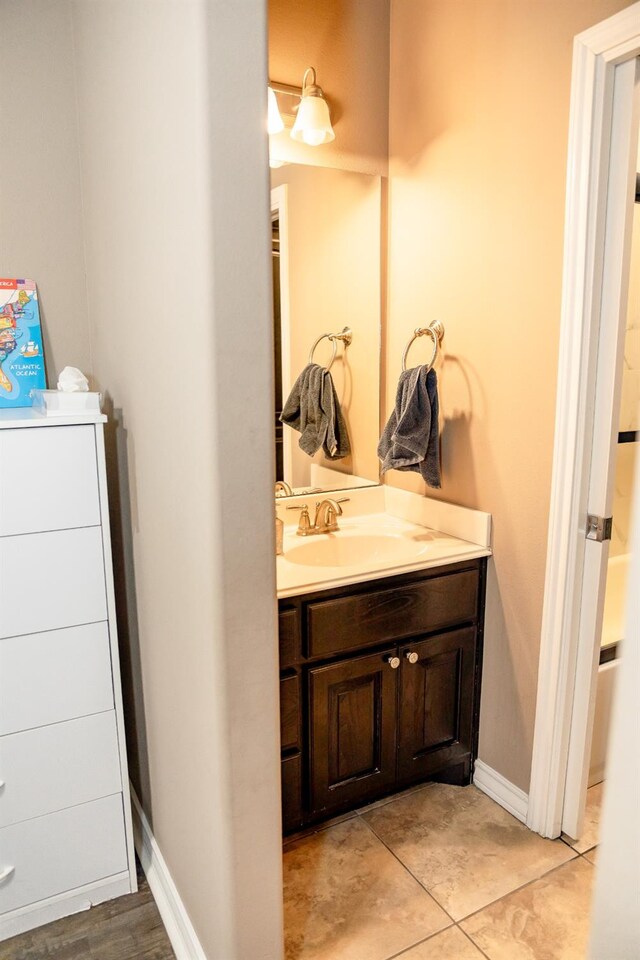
286;503;312;536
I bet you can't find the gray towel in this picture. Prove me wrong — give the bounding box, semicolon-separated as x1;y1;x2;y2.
281;363;350;460
378;365;441;488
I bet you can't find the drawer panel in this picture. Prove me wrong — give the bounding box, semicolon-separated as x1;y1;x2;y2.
0;712;121;828
0;623;114;735
307;569;479;659
0;527;107;639
280;675;300;753
279;608;299;669
0;794;127;916
0;425;100;537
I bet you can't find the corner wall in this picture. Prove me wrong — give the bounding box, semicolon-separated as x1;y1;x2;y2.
387;0;633;791
0;0;91;379
71;2;282;957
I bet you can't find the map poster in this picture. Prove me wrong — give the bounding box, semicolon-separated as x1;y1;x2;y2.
0;279;47;408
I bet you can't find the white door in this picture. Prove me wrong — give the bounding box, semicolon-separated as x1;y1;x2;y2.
562;59;640;840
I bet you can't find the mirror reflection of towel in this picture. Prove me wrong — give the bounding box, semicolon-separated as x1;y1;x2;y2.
281;363;351;460
378;365;441;488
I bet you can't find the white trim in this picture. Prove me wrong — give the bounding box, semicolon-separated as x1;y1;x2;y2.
0;874;131;941
473;760;529;825
528;3;640;839
562;57;639;840
130;787;207;960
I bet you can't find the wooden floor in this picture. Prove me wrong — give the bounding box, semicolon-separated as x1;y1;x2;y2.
0;864;175;960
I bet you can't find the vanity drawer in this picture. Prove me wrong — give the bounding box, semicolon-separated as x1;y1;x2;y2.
279;608;299;669
280;675;300;753
0;794;127;916
0;425;100;537
306;568;480;659
0;712;122;828
0;527;107;639
0;623;114;735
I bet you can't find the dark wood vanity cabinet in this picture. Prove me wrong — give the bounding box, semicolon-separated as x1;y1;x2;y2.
278;558;487;834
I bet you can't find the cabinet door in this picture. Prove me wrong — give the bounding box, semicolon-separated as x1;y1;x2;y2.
398;627;476;783
309;649;398;816
281;754;303;834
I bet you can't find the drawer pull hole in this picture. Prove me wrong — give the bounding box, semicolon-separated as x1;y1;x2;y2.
0;865;15;884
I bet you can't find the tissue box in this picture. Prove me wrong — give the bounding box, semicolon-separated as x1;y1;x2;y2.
31;389;102;416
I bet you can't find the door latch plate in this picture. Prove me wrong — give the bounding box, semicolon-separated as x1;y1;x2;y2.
586;514;613;542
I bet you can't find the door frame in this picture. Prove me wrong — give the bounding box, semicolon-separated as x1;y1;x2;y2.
271;184;293;484
528;3;640;839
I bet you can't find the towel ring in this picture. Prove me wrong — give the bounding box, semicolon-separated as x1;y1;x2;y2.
308;326;353;371
402;320;445;372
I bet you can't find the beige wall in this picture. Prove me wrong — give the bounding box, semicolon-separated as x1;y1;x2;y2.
71;2;282;957
271;164;381;486
268;0;389;175
387;0;633;791
0;0;91;380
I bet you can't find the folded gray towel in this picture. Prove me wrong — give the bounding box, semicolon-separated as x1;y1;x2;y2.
281;363;351;460
378;365;441;488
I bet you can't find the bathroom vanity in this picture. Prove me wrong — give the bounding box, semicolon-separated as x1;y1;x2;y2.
276;489;491;834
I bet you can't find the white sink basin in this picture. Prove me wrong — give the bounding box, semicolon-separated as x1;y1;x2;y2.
276;504;491;599
284;529;434;568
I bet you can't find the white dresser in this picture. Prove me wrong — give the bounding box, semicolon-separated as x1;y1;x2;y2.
0;409;136;940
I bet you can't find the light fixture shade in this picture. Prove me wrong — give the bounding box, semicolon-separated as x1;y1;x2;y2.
267;86;284;135
291;94;335;146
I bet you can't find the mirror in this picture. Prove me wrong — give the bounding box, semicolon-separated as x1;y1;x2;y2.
271;163;382;495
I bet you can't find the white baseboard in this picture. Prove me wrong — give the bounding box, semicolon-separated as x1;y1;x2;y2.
474;759;529;824
130;786;207;960
0;874;132;942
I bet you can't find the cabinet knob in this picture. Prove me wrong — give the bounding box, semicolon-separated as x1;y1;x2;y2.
0;865;15;885
405;651;419;664
386;655;400;669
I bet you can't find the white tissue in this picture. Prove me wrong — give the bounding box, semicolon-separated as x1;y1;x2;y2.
57;366;89;393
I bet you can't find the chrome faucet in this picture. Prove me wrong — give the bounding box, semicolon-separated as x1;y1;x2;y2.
287;498;349;536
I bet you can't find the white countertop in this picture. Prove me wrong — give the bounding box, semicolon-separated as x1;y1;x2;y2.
276;488;492;599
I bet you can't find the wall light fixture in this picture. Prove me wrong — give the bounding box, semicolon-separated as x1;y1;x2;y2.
267;86;284;135
268;66;335;147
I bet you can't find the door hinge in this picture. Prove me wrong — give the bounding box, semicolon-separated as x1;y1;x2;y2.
586;514;613;542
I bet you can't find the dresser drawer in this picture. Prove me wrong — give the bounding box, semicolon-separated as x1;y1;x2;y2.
306;568;480;658
0;794;128;916
0;712;121;828
0;623;114;735
0;527;107;639
0;425;100;537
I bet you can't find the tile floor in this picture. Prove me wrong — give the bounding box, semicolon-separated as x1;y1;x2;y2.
283;781;604;960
